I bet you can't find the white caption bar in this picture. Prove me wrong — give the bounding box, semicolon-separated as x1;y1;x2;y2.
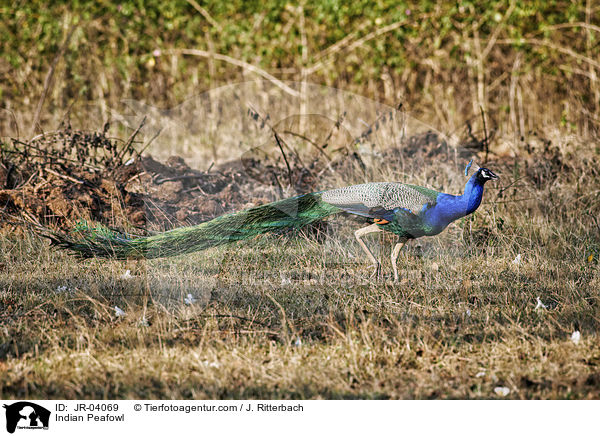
1;400;597;435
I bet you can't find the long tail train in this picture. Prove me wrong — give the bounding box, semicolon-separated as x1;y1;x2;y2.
47;193;341;259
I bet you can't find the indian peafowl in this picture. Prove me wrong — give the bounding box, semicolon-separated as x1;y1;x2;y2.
48;164;498;281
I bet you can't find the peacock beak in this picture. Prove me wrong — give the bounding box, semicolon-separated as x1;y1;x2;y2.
488;170;499;180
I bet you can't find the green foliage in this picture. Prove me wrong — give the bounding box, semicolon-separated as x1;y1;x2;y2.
1;0;598;130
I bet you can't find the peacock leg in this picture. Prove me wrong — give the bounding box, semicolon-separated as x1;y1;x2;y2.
354;224;383;279
391;240;407;282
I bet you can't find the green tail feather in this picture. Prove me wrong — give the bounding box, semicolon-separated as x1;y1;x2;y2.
48;193;341;259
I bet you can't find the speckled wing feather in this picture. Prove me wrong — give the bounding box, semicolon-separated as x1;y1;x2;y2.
321;182;438;218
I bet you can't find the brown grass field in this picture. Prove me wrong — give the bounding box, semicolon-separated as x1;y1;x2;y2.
1;1;600;400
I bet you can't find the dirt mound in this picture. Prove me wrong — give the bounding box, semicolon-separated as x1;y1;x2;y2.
0;125;325;233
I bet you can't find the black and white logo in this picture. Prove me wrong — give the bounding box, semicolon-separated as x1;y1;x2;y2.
3;402;50;434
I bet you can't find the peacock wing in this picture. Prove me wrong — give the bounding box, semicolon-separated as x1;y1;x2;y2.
320;182;438;218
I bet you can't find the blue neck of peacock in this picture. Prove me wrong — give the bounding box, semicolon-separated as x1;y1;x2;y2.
461;173;485;216
426;174;486;228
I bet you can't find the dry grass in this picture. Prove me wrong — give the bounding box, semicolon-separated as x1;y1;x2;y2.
1;233;599;399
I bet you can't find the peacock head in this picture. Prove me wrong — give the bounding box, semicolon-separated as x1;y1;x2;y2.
475;167;499;183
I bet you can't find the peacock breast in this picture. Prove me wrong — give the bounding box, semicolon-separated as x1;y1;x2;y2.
386;211;431;239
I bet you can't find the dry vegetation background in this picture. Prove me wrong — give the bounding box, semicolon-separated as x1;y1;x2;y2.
1;0;600;399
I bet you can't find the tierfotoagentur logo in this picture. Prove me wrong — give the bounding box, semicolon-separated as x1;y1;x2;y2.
3;402;50;434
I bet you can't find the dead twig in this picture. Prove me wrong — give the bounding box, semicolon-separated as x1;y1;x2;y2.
282;130;332;162
136;126;163;158
118;116;146;164
159;49;300;97
246;104;311;189
44;168;84;185
31;24;78;137
185;0;222;31
274;133;293;188
480;106;489;163
153;173;212;185
496;38;600;71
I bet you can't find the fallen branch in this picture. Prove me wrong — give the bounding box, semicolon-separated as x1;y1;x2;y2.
496;38;600;71
158;49;300;97
185;0;222;31
44;168;84;185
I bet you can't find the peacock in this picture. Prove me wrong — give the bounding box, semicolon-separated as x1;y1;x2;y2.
48;163;498;281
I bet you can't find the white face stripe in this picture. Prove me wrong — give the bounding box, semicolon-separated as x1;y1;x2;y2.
480;169;496;179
